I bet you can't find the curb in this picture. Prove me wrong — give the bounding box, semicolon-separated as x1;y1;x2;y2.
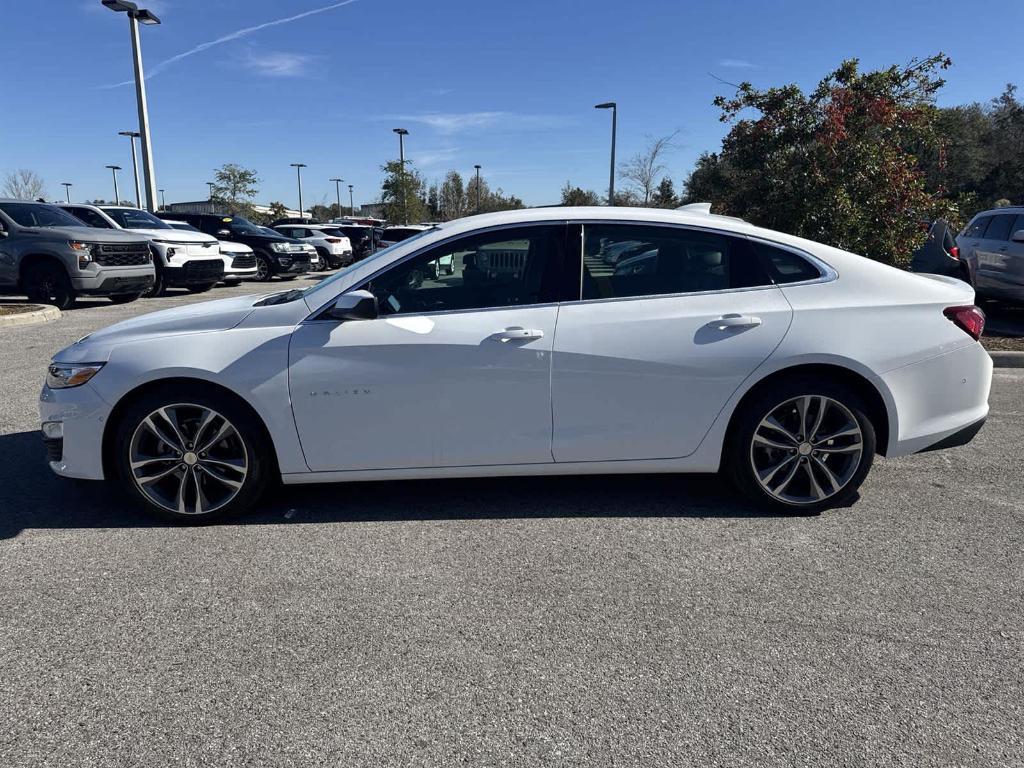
0;304;61;328
990;350;1024;369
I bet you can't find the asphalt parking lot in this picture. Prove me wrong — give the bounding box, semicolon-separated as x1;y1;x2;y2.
1;282;1022;767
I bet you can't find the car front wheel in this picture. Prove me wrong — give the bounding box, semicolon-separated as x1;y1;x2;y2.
112;387;272;521
24;262;76;309
254;253;274;281
726;377;875;513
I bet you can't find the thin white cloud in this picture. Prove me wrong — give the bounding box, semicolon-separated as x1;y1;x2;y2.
414;148;460;167
718;59;758;69
242;50;316;78
100;0;357;88
379;112;568;135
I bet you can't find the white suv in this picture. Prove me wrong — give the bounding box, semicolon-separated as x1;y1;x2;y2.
273;224;353;269
60;204;225;296
162;220;258;285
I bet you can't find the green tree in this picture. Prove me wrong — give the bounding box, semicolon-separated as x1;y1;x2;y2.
684;54;957;265
439;170;467;220
380;160;427;223
651;177;679;208
210;163;260;218
560;182;602;206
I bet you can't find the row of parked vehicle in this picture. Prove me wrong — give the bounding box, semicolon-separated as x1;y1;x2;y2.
0;198;422;310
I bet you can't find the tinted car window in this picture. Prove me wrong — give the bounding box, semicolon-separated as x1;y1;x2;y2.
1011;215;1024;240
382;228;424;242
581;224;770;300
69;207;114;229
102;208;172;229
0;202;85;228
750;241;822;284
360;225;565;315
984;214;1015;241
963;216;992;238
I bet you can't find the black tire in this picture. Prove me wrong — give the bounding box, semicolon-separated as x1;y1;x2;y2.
187;281;218;294
254;252;275;282
109;293;142;305
23;261;76;310
315;247;335;269
145;264;168;297
725;375;876;514
111;384;273;522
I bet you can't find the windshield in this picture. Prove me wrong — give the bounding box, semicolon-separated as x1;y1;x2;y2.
302;227;438;302
227;216;266;235
0;202;86;228
168;222;201;233
102;207;171;229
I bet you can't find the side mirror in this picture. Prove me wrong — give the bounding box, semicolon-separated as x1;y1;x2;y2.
328;289;378;321
1012;229;1024;243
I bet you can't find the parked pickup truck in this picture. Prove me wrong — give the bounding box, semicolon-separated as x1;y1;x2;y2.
0;199;154;308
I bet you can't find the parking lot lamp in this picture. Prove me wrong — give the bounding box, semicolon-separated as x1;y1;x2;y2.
118;130;142;208
102;1;161;212
594;102;617;206
206;181;215;200
105;165;122;204
393;128;408;223
158;188;165;209
348;184;354;216
330;177;343;218
474;164;482;213
61;182;73;203
290;163;307;220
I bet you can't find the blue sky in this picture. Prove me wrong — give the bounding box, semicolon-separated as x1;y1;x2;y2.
2;0;1021;209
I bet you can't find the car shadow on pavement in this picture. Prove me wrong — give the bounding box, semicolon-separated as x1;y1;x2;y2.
0;430;801;538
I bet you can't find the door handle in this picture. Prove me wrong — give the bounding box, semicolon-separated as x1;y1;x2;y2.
492;327;544;342
715;314;762;329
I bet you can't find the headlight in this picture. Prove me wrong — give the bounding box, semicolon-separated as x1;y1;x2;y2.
270;242;290;253
68;241;93;268
46;362;105;389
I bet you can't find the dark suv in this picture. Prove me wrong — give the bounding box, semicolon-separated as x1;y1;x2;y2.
157;212;310;281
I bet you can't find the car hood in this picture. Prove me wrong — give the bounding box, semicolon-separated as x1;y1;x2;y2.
22;225;148;243
123;227;218;244
217;239;252;254
53;294;268;363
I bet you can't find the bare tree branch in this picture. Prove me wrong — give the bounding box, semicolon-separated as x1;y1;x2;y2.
619;132;679;205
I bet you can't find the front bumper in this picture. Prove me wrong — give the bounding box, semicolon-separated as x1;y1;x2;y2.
39;382;110;480
71;266;155;295
165;259;226;286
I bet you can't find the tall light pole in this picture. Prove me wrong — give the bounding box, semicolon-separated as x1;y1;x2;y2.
290;163;307;219
158;188;166;209
118;130;142;208
61;182;73;203
105;165;122;203
393;128;408;223
474;164;482;213
348;184;354;217
102;1;161;212
330;177;343;218
206;181;215;200
595;102;617;206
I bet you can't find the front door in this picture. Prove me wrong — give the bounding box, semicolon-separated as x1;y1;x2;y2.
289;223;568;472
551;223;793;463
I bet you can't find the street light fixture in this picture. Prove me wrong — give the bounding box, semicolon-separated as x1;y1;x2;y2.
330;177;343;218
474;164;482;213
348;184;354;217
393;128;409;223
105;165;122;204
118;130;142;208
158;188;166;209
290;163;307;219
595;102;617;206
206;181;215;200
61;182;73;203
102;0;161;212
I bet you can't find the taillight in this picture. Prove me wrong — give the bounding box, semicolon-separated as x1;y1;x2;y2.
949;245;960;259
943;305;985;340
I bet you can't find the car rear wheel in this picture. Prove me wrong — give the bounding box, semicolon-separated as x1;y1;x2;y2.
112;387;272;522
726;377;875;513
24;262;76;310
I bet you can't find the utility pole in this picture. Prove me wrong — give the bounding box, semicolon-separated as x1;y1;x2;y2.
595;102;617;205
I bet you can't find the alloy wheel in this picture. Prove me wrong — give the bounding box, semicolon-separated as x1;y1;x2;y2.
255;255;270;281
749;395;864;506
128;403;248;515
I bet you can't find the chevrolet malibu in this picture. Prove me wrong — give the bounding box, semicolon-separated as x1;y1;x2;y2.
41;206;993;521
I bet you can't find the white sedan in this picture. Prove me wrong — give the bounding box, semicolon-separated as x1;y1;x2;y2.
40;206;992;520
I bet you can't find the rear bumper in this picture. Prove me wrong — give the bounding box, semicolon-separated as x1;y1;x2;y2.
881;342;992;457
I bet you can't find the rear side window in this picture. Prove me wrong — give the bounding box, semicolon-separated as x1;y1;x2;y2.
963;216;992;238
750;241;822;284
70;208;113;229
581;224;771;300
984;214;1016;241
1012;215;1024;240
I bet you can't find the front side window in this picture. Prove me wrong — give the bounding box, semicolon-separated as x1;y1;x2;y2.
581;224;770;300
963;216;992;239
983;214;1016;241
102;208;171;229
0;202;85;228
360;225;566;316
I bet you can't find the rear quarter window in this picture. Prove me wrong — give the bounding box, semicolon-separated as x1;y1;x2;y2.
750;241;823;284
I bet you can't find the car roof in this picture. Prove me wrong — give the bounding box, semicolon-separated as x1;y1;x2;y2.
971;207;1024;216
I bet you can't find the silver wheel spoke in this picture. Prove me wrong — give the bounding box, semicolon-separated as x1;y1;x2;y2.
157;407;188;450
198;421;233;454
758;454;798;485
142;416;182;452
200;457;245;471
773;457;802;495
804;462;827;500
760;415;799;444
137;463;180;486
753;434;795;451
797;396;811;436
814;426;860;445
192;408;218;450
807;397;828;441
131;456;177;471
197;463;243;491
816;442;861;454
812;456;841;494
174;468;190;514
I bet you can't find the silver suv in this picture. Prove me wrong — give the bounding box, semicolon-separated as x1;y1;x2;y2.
957;207;1024;304
0;200;154;308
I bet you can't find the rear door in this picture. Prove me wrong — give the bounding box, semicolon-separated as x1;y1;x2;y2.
550;223;793;463
973;213;1016;294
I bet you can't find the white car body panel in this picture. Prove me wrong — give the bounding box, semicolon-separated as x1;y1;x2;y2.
40;207;992;488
